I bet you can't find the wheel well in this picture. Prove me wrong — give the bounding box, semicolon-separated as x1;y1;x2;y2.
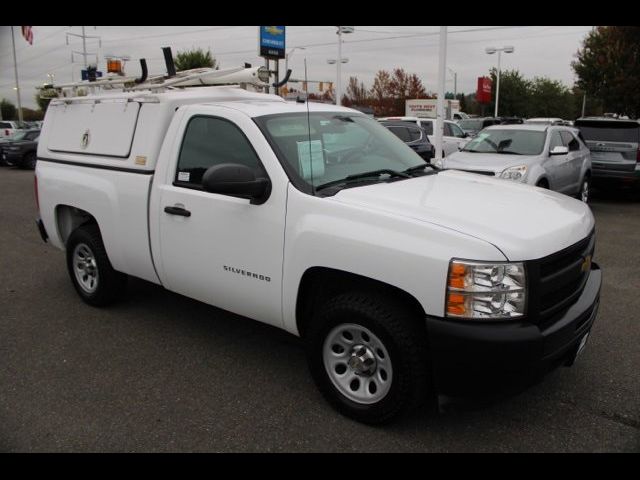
55;205;98;246
584;169;591;179
296;267;426;337
536;177;549;188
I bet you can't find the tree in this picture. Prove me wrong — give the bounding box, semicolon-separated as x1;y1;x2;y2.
35;91;57;114
529;77;573;119
342;76;370;108
572;26;640;118
487;68;532;117
1;99;16;120
174;48;219;71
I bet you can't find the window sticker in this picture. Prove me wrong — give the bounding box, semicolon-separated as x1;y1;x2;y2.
297;140;325;180
178;171;190;182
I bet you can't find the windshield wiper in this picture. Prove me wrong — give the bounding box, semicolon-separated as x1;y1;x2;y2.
403;163;440;175
315;169;410;192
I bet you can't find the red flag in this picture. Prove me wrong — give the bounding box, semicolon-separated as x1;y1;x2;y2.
21;26;33;45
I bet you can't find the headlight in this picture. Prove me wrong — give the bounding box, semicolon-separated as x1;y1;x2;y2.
445;259;526;320
500;165;527;181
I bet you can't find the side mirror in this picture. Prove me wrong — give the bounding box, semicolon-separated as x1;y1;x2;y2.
202;163;270;205
549;146;569;155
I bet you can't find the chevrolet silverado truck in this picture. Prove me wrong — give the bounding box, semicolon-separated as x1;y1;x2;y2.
35;83;601;424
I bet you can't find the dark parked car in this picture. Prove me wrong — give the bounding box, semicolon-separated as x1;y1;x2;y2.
1;130;40;169
574;117;640;186
380;121;434;162
457;117;502;137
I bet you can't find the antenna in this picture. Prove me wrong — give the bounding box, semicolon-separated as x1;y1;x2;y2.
304;58;315;196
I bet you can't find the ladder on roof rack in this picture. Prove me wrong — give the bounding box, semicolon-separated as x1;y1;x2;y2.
38;46;289;97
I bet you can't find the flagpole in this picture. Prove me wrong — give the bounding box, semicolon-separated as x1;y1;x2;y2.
11;26;24;124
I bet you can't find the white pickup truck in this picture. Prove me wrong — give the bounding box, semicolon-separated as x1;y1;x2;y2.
35;84;601;424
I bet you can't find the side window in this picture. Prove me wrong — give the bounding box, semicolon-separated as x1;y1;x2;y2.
407;127;422;142
388;127;411;142
560;131;580;151
449;123;466;138
0;122;10;129
443;123;453;136
26;131;39;140
175;116;264;187
420;121;434;135
549;131;564;151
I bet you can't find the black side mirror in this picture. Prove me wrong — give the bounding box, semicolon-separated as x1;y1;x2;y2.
202;163;271;205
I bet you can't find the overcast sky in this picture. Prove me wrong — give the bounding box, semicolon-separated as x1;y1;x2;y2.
0;26;593;110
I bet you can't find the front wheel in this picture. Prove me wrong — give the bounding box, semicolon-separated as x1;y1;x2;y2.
577;176;590;203
21;151;37;170
66;225;127;306
305;292;434;424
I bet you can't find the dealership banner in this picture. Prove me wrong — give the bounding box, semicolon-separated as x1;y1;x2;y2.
259;26;286;59
476;77;492;104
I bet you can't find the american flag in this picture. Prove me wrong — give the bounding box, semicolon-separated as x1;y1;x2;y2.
21;26;33;45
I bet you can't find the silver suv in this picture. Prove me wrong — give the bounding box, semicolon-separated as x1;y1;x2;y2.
437;124;592;202
574;117;640;186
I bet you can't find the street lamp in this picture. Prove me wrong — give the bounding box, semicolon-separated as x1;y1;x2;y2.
334;26;354;106
485;45;514;117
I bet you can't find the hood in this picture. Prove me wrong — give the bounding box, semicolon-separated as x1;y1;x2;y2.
443;151;539;174
331;170;594;261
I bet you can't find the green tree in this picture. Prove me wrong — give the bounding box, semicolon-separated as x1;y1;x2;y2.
35;91;57;114
1;98;17;120
174;47;219;71
529;77;573;118
572;26;640;118
487;68;531;117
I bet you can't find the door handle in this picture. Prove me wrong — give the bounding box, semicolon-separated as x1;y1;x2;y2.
164;206;191;217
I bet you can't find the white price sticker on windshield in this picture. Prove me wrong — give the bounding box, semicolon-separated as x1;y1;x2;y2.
297;140;325;180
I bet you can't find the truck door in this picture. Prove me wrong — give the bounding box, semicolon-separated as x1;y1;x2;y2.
150;107;287;328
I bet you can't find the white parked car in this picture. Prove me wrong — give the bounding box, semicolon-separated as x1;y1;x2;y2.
377;116;469;156
438;124;592;202
0;120;27;138
35;80;601;424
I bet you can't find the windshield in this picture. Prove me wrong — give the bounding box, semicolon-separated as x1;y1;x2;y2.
575;121;640;143
255;112;426;192
459;119;484;131
461;129;546;155
8;131;27;140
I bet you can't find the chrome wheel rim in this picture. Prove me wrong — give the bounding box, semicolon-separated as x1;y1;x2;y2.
72;243;99;293
323;323;393;404
581;180;589;203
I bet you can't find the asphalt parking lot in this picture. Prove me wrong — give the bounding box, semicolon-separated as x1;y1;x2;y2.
1;167;639;452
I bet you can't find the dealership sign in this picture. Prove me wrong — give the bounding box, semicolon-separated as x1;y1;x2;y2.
476;77;492;104
259;26;286;59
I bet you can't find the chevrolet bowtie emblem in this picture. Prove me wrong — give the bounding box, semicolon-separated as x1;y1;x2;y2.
581;254;592;273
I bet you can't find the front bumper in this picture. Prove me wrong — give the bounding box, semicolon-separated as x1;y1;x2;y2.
425;264;601;396
2;151;22;165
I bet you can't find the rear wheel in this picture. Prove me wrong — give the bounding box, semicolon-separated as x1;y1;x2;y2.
305;291;434;424
66;225;127;306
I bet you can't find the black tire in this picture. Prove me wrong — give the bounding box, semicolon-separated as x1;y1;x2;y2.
21;151;37;170
575;174;590;203
305;291;434;424
66;224;127;307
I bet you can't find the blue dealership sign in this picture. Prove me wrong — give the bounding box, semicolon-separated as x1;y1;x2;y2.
259;26;286;59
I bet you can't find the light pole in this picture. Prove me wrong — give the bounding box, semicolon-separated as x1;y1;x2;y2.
327;57;348;102
447;67;457;98
334;26;354;106
485;45;514;118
